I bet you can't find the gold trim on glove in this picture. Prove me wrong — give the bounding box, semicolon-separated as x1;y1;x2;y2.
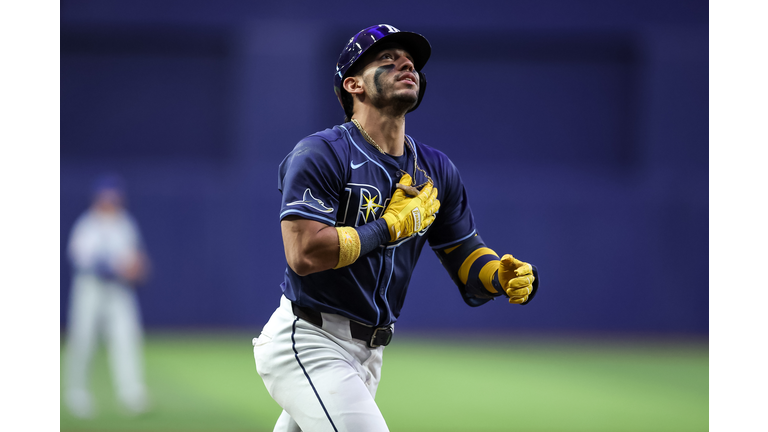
334;226;361;269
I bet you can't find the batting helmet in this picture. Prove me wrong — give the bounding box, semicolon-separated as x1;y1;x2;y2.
334;24;432;120
92;173;125;195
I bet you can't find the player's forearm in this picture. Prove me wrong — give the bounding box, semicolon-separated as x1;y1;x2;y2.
435;234;538;306
333;219;390;269
281;219;340;276
281;216;390;275
69;247;108;274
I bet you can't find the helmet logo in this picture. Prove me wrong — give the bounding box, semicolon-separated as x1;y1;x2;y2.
381;24;399;34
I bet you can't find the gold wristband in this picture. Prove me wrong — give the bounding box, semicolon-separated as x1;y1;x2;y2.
334;226;361;269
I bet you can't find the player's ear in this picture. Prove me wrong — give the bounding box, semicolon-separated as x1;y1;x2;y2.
343;76;364;95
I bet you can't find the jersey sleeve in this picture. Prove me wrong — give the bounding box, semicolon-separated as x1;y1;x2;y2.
278;135;346;226
427;157;476;250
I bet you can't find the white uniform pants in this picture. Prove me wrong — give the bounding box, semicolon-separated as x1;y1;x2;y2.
64;274;147;413
253;295;390;432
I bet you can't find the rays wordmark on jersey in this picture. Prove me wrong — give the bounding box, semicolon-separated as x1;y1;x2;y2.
337;183;391;227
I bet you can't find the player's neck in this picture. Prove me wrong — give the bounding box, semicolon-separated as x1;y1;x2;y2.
352;111;406;156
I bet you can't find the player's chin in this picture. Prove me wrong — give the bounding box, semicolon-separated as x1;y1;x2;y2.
391;91;419;111
395;84;419;98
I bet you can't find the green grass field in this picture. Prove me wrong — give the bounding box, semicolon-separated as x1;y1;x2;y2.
60;331;708;432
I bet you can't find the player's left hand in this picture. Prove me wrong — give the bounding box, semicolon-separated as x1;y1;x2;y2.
498;254;535;304
381;173;440;242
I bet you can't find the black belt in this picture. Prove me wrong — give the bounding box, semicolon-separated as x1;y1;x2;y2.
291;302;393;348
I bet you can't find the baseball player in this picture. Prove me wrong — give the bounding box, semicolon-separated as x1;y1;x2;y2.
253;24;539;432
63;174;150;418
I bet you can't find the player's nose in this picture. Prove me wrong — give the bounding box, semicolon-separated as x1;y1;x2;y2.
397;54;415;72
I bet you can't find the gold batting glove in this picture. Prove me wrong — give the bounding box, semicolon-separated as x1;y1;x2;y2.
381;174;440;242
498;254;535;304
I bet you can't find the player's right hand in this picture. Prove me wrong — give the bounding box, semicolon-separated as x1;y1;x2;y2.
381;173;440;242
118;250;150;285
498;254;535;304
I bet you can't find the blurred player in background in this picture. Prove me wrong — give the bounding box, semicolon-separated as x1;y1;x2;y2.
63;174;151;418
252;24;539;431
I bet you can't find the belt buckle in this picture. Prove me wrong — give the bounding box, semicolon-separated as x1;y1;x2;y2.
369;326;392;348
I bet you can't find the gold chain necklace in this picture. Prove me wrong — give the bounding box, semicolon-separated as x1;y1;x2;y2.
351;118;384;154
351;118;433;189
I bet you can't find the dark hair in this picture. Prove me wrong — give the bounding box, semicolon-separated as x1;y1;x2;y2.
340;90;354;122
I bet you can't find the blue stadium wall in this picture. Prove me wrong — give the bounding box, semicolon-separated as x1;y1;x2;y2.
60;0;708;335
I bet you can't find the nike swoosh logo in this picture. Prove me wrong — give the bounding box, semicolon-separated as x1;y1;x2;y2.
350;160;368;169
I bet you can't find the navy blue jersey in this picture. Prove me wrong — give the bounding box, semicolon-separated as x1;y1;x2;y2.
278;121;476;326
